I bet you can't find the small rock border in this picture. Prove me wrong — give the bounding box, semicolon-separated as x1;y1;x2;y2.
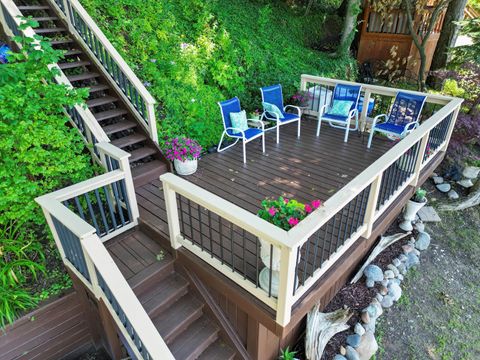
432;165;480;200
332;226;431;360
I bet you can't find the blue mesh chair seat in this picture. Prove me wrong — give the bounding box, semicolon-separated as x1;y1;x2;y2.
260;84;302;143
218;97;265;163
317;83;362;143
367;92;427;148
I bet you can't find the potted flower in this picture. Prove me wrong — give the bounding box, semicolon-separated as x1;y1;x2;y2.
257;197;322;297
249;109;263;120
289;90;312;108
399;188;427;231
164;137;202;176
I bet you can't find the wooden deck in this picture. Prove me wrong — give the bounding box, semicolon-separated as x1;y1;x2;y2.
136;117;393;238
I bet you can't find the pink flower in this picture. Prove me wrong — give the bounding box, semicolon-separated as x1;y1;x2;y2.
288;217;299;227
311;200;322;209
305;204;312;214
268;207;277;217
284;198;289;204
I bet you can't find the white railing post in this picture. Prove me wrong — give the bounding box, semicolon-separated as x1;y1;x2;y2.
39;205;68;261
300;75;307;92
359;89;372;132
163;182;182;249
363;174;383;238
275;245;297;327
80;234;100;296
411;132;430;186
146;102;158;144
0;4;9;37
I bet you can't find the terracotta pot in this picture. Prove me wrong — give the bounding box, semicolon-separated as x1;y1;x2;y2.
173;158;198;176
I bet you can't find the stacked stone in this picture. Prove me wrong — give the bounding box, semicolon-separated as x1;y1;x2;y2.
433;166;480;200
333;231;431;360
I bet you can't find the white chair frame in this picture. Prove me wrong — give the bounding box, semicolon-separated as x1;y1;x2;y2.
316;105;359;143
367;114;419;148
217;114;265;164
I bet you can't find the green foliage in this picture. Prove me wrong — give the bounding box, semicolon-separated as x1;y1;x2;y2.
413;188;427;203
450;18;480;66
80;0;357;148
0;285;38;328
37;272;73;301
0;25;94;227
279;346;297;360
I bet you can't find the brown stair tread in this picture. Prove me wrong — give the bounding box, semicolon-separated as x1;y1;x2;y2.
64;49;83;56
67;72;100;82
31;17;59;21
36;27;67;34
197;339;236;360
17;5;50;10
82;83;110;93
132;160;169;187
111;133;147;148
129;146;157;163
51;39;74;45
58;60;91;70
103;120;137;135
169;316;220;360
139;273;189;317
86;95;118;108
152;296;203;343
93;109;128;121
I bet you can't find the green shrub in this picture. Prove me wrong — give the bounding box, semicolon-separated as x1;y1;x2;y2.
80;0;357;148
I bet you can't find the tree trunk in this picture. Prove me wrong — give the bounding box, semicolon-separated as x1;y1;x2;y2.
335;0;362;57
430;0;468;71
418;46;427;91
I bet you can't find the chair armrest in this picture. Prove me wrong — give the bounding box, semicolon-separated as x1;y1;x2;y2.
403;121;419;134
247;118;265;131
225;127;246;138
371;114;388;128
284;105;301;116
318;104;329;118
262;110;281;123
348;108;359;119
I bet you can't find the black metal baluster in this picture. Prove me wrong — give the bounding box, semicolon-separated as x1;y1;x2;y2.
268;244;273;297
84;192;100;234
94;188;109;234
103;186;118;230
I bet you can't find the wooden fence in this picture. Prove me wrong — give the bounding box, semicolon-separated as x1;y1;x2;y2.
161;76;462;327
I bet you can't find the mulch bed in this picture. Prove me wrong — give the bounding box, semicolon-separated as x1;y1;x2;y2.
292;216;413;360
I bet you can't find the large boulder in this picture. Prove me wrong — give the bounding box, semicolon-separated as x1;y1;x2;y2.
415;231;431;251
364;264;383;282
356;331;378;360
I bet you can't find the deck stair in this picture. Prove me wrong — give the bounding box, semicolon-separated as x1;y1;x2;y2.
108;228;237;360
12;0;169;187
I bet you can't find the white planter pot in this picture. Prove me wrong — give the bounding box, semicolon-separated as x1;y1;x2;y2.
173;158;198;176
399;199;427;231
258;238;300;298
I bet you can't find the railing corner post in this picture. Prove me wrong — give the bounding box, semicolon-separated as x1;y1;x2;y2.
162;181;182;250
276;243;296;327
363;174;383;238
411;132;430;187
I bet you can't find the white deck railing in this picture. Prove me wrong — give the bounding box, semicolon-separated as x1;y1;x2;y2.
48;0;158;143
161;76;462;327
36;143;174;360
0;0;110;165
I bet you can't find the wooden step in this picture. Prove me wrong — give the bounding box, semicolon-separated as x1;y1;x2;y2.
58;60;91;70
64;49;83;56
169;316;220;360
67;72;100;82
31;17;59;22
103;120;137;135
82;83;110;93
152;296;203;343
86;95;118;108
17;5;50;10
139;273;189;318
111;133;147;148
129;146;157;163
51;39;74;46
132;160;169;187
36;27;67;34
94;108;128;121
197;339;236;360
128;254;175;294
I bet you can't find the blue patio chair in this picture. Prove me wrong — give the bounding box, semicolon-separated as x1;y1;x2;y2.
316;84;362;143
367;92;427;148
217;97;265;163
260;84;302;143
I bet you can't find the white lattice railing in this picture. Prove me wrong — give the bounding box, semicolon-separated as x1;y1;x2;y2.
36;143;174;360
161;76;462;327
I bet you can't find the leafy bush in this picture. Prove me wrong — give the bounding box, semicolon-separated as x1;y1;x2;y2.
0;25;95;324
258;197;321;230
80;0;357;148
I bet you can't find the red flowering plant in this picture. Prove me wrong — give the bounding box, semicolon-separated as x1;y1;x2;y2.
289;91;312;107
257;196;322;231
164;137;202;162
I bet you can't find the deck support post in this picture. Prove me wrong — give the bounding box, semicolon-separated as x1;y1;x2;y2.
411;132;430;187
276;245;297;327
98;298;124;360
359;89;371;132
163;182;183;249
363;174;383;238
